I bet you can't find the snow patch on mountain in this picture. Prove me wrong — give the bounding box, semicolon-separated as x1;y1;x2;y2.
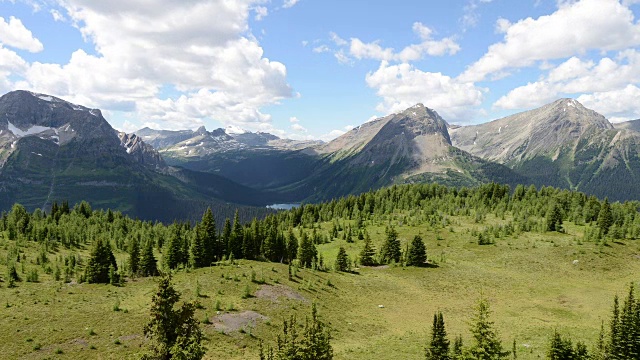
7;121;55;137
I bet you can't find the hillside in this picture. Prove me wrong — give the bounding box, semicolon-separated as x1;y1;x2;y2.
0;183;638;359
450;99;640;201
0;91;273;223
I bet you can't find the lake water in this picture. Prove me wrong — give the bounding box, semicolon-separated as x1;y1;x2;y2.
266;203;299;210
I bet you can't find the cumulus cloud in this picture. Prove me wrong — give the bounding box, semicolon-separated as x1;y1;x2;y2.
494;50;640;109
365;61;484;122
291;123;306;132
12;0;292;131
578;84;640;121
254;6;268;20
461;0;494;31
461;0;640;82
349;22;460;62
283;0;299;8
0;16;43;52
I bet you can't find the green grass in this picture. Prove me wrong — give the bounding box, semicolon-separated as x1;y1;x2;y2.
0;213;638;359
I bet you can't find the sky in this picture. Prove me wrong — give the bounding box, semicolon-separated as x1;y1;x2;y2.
2;0;640;141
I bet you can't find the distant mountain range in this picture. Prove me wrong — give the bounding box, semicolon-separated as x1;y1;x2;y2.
3;89;640;222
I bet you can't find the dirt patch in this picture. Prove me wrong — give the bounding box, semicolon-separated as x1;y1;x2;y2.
119;334;141;341
69;338;88;347
210;311;268;333
255;284;308;303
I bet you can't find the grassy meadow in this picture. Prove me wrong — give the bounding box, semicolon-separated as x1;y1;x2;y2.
1;211;639;359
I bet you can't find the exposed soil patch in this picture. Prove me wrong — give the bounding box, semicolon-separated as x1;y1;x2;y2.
69;338;88;347
119;334;141;341
210;311;268;333
255;284;308;303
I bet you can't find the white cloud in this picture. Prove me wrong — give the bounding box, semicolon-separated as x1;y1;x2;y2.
289;116;299;123
254;6;268;20
11;0;292;131
0;16;43;52
283;0;299;8
313;45;331;53
494;50;640;109
50;9;66;22
329;32;347;46
349;22;459;62
461;0;640;82
578;84;640;120
365;61;484;122
334;50;354;66
320;129;347;142
461;0;494;31
291;123;306;132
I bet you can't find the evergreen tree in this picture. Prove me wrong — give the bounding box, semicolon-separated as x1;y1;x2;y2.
546;202;563;232
128;235;140;277
452;336;464;360
359;232;377;266
597;198;613;235
425;312;450;360
164;224;184;270
547;331;574;360
379;226;401;264
286;228;298;264
618;284;638;359
190;225;207;269
222;218;232;257
229;210;244;259
334;247;350;272
199;208;218;264
297;231;317;268
468;298;509;359
142;275;205;360
607;295;622;359
85;237;117;284
140;239;159;277
407;235;427;266
263;303;333;360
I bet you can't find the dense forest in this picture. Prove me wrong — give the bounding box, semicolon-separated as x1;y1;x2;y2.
2;182;640;359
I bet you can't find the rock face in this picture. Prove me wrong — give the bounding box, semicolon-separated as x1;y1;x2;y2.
613;119;640;133
0;90;276;222
322;104;453;176
451;98;640;201
117;132;166;169
450;98;612;164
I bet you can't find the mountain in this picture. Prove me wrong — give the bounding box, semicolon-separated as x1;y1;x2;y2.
613;119;640;132
450;99;640;201
292;104;527;200
0;90;274;223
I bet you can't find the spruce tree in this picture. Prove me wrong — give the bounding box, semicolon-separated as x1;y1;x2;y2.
128;235;140;277
199;208;217;263
407;235;427;266
85;237;117;284
297;231;317;268
164;224;184;270
426;312;450;360
468;298;509;359
229;210;244;259
190;225;207;269
359;232;377;266
286;228;298;264
140;239;159;277
452;335;464;360
619;284;638;359
597;198;613;235
546;202;563;232
335;247;350;272
379;226;401;264
547;330;574;360
142;275;205;360
222;218;232;258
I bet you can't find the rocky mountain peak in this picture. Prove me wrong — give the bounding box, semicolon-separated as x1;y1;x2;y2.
195;126;207;135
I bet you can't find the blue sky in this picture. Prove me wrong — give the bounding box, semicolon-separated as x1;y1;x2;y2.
1;0;640;141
